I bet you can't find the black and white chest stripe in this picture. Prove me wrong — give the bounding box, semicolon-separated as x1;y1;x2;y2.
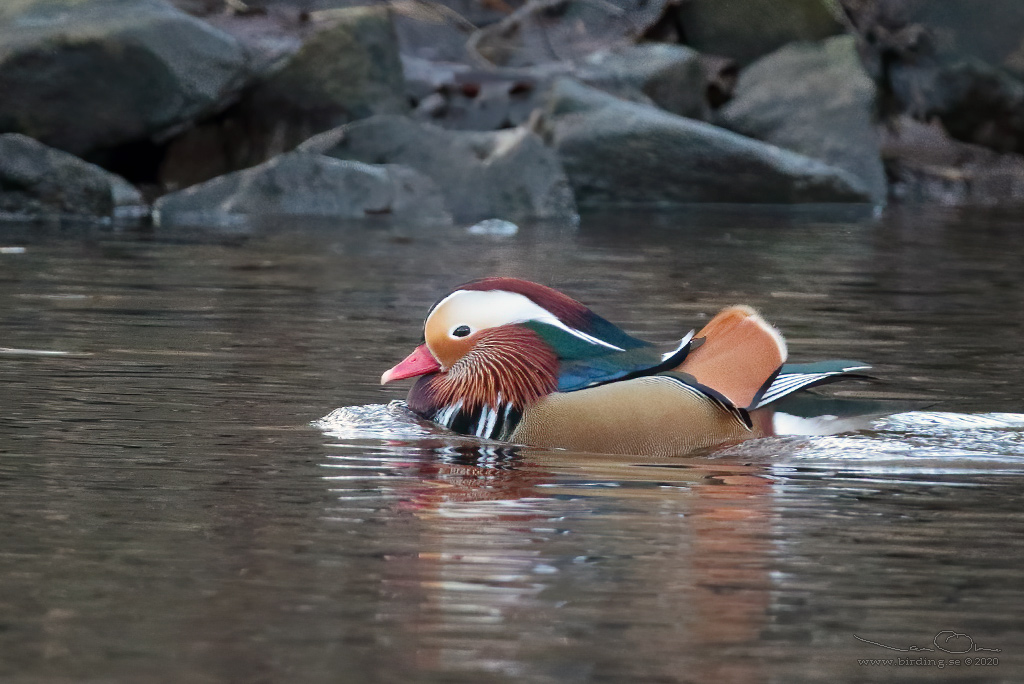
427;397;523;441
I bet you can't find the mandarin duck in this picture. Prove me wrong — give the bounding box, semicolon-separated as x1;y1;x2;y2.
381;278;871;456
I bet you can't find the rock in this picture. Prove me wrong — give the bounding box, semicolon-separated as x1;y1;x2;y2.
405;56;559;131
578;43;710;120
301;115;577;222
539;79;872;205
153;151;451;226
890;56;1024;156
677;0;843;66
391;0;517;36
186;4;316;74
391;1;480;63
543;77;633;117
916;0;1024;80
467;218;520;236
403;55;473;104
166;0;221;15
248;6;406;126
844;0;1024;81
718;36;887;206
0;134;145;221
469;0;669;67
406;44;710;133
883;116;1024;206
0;0;251;158
159;6;407;190
845;0;1024;156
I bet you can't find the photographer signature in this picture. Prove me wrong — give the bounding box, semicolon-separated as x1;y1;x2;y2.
855;631;1002;654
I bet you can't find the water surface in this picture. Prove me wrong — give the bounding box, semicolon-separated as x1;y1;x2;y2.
1;206;1023;683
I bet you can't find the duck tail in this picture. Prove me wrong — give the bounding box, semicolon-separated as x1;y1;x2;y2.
675;306;787;410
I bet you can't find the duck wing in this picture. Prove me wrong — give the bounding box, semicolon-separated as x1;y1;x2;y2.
520;321;700;392
753;361;874;409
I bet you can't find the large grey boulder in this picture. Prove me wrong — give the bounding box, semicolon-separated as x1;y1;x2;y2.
0;0;251;157
159;6;407;189
539;79;872;205
301;116;577;222
154;152;451;226
0;134;144;220
718;36;887;206
676;0;843;66
242;7;407;149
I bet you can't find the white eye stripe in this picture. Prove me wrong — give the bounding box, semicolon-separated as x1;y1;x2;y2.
432;290;624;351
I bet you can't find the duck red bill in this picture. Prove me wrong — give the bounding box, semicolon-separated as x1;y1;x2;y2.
381;344;441;384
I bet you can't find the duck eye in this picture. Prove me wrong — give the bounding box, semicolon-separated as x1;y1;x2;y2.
451;325;472;338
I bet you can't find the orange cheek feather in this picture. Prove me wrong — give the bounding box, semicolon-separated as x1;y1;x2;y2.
381;344;442;384
429;335;475;369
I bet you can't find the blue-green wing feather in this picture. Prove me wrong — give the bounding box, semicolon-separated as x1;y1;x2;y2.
756;360;873;408
519;322;698;392
557;347;669;391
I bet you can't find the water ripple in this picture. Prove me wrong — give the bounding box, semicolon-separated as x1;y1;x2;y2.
314;401;433;440
316;404;1024;490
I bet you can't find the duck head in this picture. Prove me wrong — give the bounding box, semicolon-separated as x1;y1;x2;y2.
381;277;650;437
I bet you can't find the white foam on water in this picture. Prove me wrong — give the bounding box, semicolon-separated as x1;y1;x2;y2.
875;411;1024;432
317;405;1024;478
313;401;438;441
725;411;1024;482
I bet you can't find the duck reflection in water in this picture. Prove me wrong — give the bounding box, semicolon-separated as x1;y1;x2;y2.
330;438;777;683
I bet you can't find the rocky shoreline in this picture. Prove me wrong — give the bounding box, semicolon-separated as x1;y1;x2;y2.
3;0;1023;225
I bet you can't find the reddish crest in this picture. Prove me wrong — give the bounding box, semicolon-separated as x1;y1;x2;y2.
457;277;593;330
